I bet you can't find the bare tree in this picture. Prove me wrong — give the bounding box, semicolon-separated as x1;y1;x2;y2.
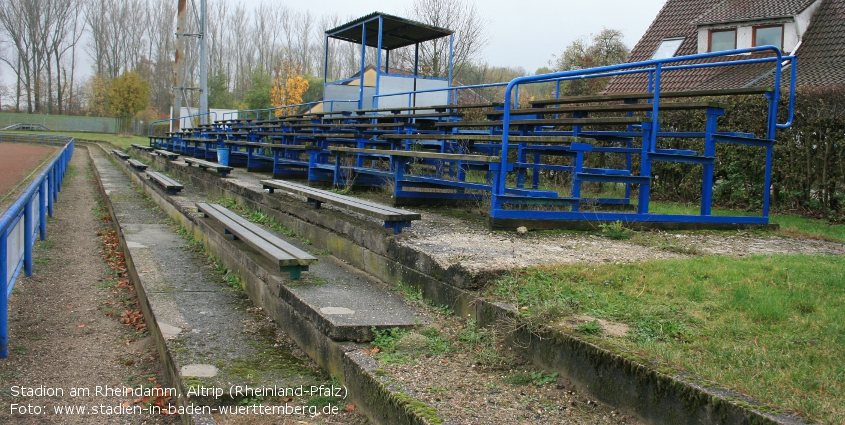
397;0;489;81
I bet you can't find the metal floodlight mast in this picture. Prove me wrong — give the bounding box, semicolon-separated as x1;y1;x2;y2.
173;0;208;129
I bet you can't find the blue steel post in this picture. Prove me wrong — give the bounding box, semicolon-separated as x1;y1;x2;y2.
1;228;6;358
358;22;367;110
701;109;721;216
24;200;33;277
374;16;384;109
414;44;419;76
649;64;661;152
39;180;47;240
326;39;339;104
48;169;54;217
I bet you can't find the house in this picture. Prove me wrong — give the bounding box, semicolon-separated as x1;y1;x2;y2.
605;0;845;92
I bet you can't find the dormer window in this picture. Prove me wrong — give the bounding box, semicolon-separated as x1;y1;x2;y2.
709;29;736;52
753;25;784;49
652;37;685;60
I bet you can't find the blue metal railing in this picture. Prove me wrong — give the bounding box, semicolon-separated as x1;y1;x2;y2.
0;133;75;146
493;45;796;222
0;137;74;357
221;100;359;121
149;111;219;136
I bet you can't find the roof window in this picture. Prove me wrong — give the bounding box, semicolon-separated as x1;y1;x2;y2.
651;37;685;59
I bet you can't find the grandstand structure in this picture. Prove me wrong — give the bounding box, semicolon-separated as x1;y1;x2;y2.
150;12;797;230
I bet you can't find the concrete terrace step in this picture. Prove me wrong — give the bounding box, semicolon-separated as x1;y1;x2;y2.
91;147;341;409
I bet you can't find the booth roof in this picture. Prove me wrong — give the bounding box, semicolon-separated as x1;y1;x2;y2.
326;12;453;50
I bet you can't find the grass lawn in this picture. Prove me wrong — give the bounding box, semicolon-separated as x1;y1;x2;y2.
649;201;845;244
1;130;147;150
489;249;844;423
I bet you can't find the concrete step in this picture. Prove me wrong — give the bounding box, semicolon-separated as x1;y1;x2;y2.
89;146;369;422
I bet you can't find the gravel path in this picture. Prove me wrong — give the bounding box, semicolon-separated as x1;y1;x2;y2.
0;146;178;425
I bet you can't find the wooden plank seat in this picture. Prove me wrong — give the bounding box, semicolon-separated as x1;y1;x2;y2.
354;101;503;114
146;171;184;195
485;101;728;118
196;202;316;279
435;116;650;129
132;143;154;152
330;146;500;163
153;149;179;160
287;122;420;129
127;159;148;170
260;179;421;234
381;134;598;145
530;87;774;107
184;158;233;177
112;149;130;160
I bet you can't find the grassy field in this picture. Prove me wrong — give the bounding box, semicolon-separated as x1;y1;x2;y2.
488;219;845;423
0;130;147;150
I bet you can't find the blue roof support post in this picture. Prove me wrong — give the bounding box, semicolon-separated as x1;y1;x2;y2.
374;16;384;109
358;22;367;110
447;34;454;104
414;43;419;76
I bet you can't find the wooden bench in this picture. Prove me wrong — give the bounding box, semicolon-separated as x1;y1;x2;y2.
435;116;650;129
127;159;148;170
260;179;421;234
131;144;154;152
184;158;233;177
146;171;184;195
196;203;316;279
154;149;179;160
112;150;130;160
529;87;773;107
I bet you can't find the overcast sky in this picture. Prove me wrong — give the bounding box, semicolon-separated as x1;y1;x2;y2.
0;1;667;89
239;0;668;73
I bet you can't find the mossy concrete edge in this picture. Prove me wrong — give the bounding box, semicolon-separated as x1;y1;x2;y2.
98;143;442;425
131;144;808;425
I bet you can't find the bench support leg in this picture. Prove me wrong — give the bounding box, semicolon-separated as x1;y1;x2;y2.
384;221;412;234
307;198;322;209
280;266;307;280
224;229;239;241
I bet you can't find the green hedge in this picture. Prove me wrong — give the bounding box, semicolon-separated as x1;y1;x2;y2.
649;86;845;221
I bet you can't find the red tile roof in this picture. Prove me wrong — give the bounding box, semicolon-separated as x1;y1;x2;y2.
693;0;817;24
605;0;845;92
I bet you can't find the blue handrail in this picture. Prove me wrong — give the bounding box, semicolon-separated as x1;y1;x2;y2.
149;111;219;136
1;137;74;357
222;99;359;121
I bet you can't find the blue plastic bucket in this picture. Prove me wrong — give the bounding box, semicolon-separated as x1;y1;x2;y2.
216;143;230;166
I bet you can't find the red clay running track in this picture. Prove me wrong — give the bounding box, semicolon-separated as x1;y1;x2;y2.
0;143;59;206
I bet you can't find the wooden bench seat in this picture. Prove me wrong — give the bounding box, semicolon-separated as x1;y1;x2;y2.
354;102;503;114
131;144;154;152
330;147;500;163
196;203;316;279
486;101;728;117
146;171;184;195
381;134;597;144
154;149;179;160
260;179;421;234
530;87;773;107
127;159;148;170
435;116;650;128
184;158;233;177
288;122;419;129
112;150;130;160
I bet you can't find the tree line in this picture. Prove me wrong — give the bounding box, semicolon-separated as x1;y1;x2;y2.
0;0;627;120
